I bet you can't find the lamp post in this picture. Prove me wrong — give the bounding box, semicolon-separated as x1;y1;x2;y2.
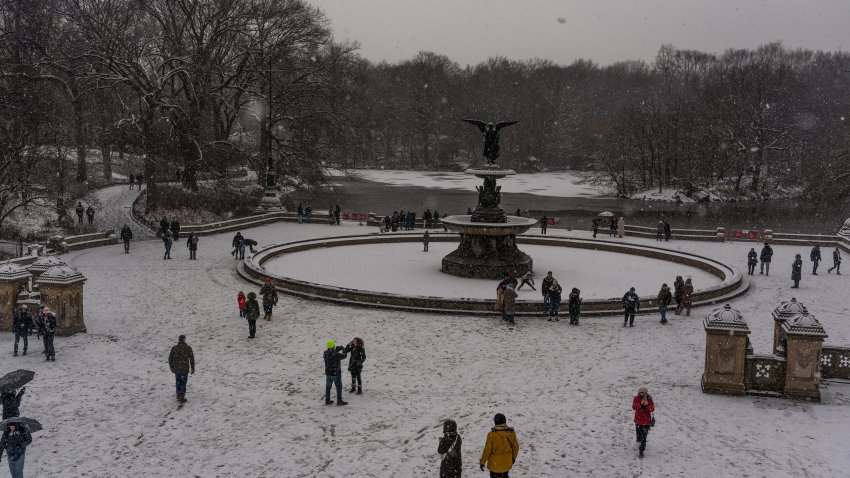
254;46;284;214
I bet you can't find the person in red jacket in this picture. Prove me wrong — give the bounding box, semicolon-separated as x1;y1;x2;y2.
632;386;655;458
237;291;247;318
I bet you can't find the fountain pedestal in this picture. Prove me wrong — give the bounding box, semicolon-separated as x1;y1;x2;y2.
441;216;536;279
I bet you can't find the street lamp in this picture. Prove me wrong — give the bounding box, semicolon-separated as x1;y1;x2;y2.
253;46;284;214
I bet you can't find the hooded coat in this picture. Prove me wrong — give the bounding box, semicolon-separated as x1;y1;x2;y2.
346;343;366;374
438;420;462;478
245;293;260;321
0;425;32;460
792;256;803;281
503;286;518;314
479;423;519;473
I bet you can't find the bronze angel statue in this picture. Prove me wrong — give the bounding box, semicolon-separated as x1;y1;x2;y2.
462;119;518;163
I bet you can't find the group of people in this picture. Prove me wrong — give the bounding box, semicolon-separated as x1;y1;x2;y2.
296;204;313;223
235;278;279;339
322;338;366;406
383;209;441;232
11;303;58;361
231;232;258;260
127;174;144;190
591;216;626;239
74;202;96;225
655;220;673;241
746;243;842;288
493;271;583;325
157;217;203;260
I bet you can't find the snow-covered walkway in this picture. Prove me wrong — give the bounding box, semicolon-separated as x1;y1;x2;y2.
90;184;153;239
4;222;850;477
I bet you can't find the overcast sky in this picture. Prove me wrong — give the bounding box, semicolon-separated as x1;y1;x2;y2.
310;0;850;66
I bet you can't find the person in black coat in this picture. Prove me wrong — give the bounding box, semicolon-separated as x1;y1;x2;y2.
85;205;95;224
12;305;33;357
186;232;199;260
547;280;562;322
664;221;672;241
159;217;169;238
35;306;57;361
592;218;599;238
792;253;802;288
232;232;245;259
345;338;366;395
0;422;32;477
747;248;758;276
810;245;822;275
75;202;84;223
437;419;462;478
673;276;685;314
120;224;133;253
323;341;348;406
759;244;773;275
657;284;672;324
1;388;25;420
623;287;640;327
568;287;582;325
170;220;181;241
540;213;548;234
828;246;842;274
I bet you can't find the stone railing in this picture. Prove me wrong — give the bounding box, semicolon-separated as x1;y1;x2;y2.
820;346;850;380
744;354;786;395
48;230;118;253
624;224;724;242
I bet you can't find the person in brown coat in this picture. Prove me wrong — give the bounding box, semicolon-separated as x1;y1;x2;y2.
503;283;518;324
437;419;462;478
681;278;694;316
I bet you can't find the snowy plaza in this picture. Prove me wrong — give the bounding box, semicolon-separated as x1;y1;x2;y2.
3;184;848;476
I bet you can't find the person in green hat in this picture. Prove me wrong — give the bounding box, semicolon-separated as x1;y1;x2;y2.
323;340;348;406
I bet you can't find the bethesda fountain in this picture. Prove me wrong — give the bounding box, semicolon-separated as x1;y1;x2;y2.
440;119;538;279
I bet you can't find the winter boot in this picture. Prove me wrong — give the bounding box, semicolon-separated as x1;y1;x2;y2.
356;386;362;395
178;393;187;403
22;350;26;356
639;449;644;458
337;400;348;406
349;384;357;393
325;399;334;405
13;351;17;357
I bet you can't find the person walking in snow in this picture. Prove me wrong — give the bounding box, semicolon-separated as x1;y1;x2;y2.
12;305;32;357
120;224;133;253
75;202;84;223
592;218;599;238
423;209;432;228
747;248;758;276
35;306;56;361
811;245;822;275
609;219;617;237
305;205;312;223
297;203;304;224
673;276;685;314
85;205;95;225
345;337;366;395
245;292;260;339
323;340;348;406
0;421;33;478
547;280;562;322
655;221;664;241
617;216;625;238
622;287;640;327
162;234;173;260
657;283;672;324
792;253;803;288
479;413;519;477
828;246;842;274
423;231;430;252
664;221;672;241
540;213;548;234
568;287;582;325
128;174;135;190
541;271;554;316
170;220;181;241
517;271;535;291
232;232;245;260
759;243;773;275
1;387;25;420
186;232;199;260
159;217;169;238
632;387;654;458
438;419;462;478
168;335;195;403
334;204;341;226
259;278;278;321
503;283;518;324
681;278;694;316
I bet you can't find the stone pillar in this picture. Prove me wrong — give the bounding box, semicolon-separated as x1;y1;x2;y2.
771;298;808;356
702;304;751;396
35;265;86;336
781;313;828;402
0;264;32;331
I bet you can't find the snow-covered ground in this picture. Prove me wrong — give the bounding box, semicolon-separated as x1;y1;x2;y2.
339;169;606;198
3;220;849;477
264;241;720;299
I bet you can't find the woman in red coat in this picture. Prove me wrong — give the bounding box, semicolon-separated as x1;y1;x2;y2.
632;386;654;458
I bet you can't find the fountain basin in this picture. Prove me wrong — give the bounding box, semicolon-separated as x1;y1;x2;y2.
440;215;538;279
441;215;538;236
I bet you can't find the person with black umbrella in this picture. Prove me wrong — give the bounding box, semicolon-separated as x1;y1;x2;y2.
0;421;32;478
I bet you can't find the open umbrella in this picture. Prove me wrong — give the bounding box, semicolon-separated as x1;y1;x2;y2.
0;370;35;393
0;416;42;433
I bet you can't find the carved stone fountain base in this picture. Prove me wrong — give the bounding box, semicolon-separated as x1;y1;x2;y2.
439;215;537;279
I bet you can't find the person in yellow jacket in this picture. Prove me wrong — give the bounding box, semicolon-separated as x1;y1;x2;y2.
479;413;519;477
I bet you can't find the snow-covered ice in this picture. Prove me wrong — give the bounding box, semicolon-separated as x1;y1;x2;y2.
4;217;850;477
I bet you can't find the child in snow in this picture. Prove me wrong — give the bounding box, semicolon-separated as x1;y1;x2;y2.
237;291;247;318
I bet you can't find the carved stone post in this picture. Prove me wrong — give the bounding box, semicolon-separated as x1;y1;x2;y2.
781;313;828;402
0;264;32;331
702;304;751;396
772;298;808;356
35;266;87;336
